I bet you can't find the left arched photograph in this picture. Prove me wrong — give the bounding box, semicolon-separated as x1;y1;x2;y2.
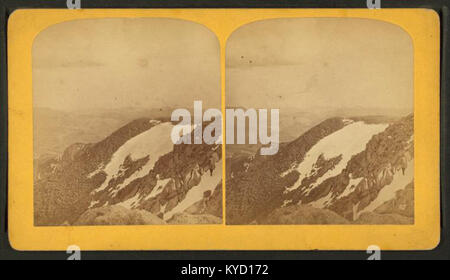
32;18;223;226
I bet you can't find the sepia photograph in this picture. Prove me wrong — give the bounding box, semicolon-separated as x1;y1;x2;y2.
6;6;441;254
33;18;223;226
225;18;414;225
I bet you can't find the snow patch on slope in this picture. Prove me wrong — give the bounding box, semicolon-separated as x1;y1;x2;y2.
309;191;333;209
285;121;388;194
87;164;105;179
88;200;99;209
93;122;175;193
145;178;172;200
116;193;141;209
336;177;364;200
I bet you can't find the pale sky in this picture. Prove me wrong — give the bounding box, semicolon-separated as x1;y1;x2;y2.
33;17;413;115
33;18;220;111
226;18;413;114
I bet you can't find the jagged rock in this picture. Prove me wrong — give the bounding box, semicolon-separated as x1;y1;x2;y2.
204;190;212;198
61;143;88;162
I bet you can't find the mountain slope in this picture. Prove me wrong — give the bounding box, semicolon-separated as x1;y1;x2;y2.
34;119;222;226
226;115;414;225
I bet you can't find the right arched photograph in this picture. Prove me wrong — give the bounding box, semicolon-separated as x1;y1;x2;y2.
225;18;414;225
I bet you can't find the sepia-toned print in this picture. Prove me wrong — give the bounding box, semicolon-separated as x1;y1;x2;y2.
33;18;222;226
225;18;414;225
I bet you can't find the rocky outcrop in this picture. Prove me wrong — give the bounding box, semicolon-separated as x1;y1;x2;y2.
168;213;222;225
355;213;413;225
260;205;350;225
74;205;166;225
